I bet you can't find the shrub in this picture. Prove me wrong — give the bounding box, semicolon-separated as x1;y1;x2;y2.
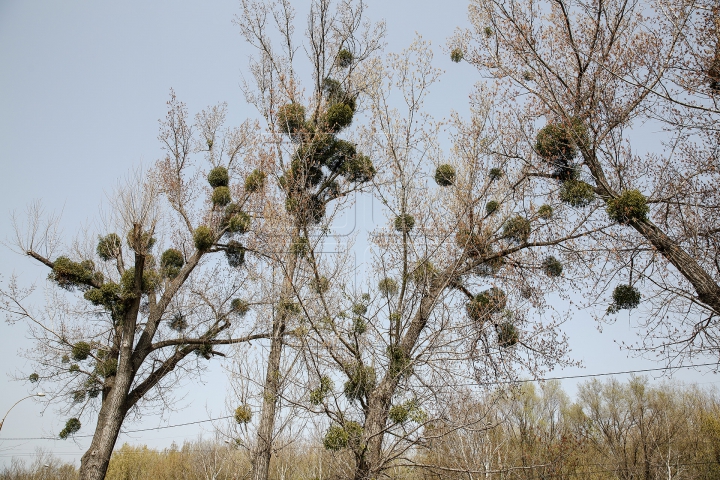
378;277;398;296
71;341;92;361
276;103;306;135
225;240;246;268
227;211;251;234
342;154;376;183
207;166;229;188
231;298;250;317
559;179;595;207
160;249;184;279
310;375;334;406
234;404;252;424
606;189;649;224
434;164;456;186
489;167;503;181
538;204;553;219
169;313;188;331
467;287;507;322
542;256;563;277
485;200;499;215
343;364;376;401
607;284;641;313
59;418;81;439
325;103;353;131
96;233;121;261
503;216;531;243
498;322;519;347
394;214;415;233
336;48;353;68
211;186;231;206
244;169;266;193
450;48;464;63
29;373;39;383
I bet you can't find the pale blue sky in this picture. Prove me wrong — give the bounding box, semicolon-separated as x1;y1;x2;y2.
0;0;716;467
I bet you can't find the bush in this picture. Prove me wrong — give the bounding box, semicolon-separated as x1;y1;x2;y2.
538;204;553;219
467;287;507;322
325;103;353;131
489;167;503;181
607;284;641;313
394;214;415;233
234;404;252;424
59;418;81;439
336;48;353;68
72;341;92;361
193;226;214;251
169;313;187;331
342;154;376;183
497;322;519;347
450;48;464;63
606;189;649;224
434;164;456;186
378;277;398;296
244;169;266;193
503;216;531;243
97;233;121;261
344;364;376;401
225;240;246;268
276;103;306;135
227;211;251;234
485;200;499;215
542;256;563;277
559;179;595;207
207;166;229;188
160;249;184;279
211;186;231;206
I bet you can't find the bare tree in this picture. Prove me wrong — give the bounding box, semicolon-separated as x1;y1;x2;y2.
1;93;269;480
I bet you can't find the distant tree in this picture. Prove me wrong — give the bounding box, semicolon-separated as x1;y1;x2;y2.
1;94;268;480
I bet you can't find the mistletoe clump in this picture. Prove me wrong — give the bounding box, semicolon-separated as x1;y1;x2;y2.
276;103;306;136
485;200;499;215
83;282;123;312
456;227;490;258
325;103;354;131
234;404;252;424
193;226;214;251
225;208;251;234
169;313;188;331
231;298;250;317
607;284;641;313
29;373;39;383
96;233;122;261
95;358;117;378
387;345;412;378
536;124;576;162
59;418;81;439
378;277;398;296
542;256;563;277
211;186;231;206
336;48;353;68
489;168;503;181
389;399;426;424
310;276;329;294
450;48;464;63
324;421;364;452
343;363;376;402
467;287;507;322
434;164;456;186
71;341;92;361
290;236;310;258
244;169;266;193
194;343;214;360
538;204;553;219
224;240;246;268
160;248;184;279
394;214;416;233
309;375;334;406
606;189;649;224
503;216;531;243
207;166;229;188
49;257;101;292
497;322;519;347
411;260;437;285
559;179;595;207
120;267;160;296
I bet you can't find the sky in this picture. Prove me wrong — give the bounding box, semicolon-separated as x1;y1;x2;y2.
0;0;718;468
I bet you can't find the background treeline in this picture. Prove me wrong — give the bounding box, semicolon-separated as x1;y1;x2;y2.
4;376;720;480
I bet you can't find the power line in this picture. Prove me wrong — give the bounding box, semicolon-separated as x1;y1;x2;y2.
0;362;716;442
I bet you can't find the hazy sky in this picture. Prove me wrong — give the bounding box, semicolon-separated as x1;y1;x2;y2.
0;0;716;467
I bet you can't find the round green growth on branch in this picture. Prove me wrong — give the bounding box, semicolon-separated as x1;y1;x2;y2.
208;166;229;188
69;364;80;373
467;287;507;322
59;418;81;439
160;249;184;279
351;303;368;316
231;298;250;317
353;317;367;335
538;204;553;219
225;240;246;268
542;256;563;277
195;343;213;360
279;299;301;317
84;282;122;309
85;377;102;398
497;322;519;347
536;124;576;161
277;103;306;135
411;260;437;285
378;277;398;296
503;216;531;243
336;48;353;68
394;214;415;233
291;236;310;257
234;404;252;424
72;341;92;361
244;169;266;193
522;70;535;81
390;400;425;424
324;425;349;451
96;233;121;261
484;26;494;37
95;358;117;378
485;200;499;215
49;256;99;291
450;48;464;63
606;189;649;224
126;231;156;254
456;228;489;258
342;154;376;183
120;268;160;297
169;313;188;332
72;390;85;404
559;179;594;207
325;103;354;131
607;284;641;314
212;186;231;206
310;375;334;406
387;345;412;378
29;373;39;383
434;164;456;186
344;364;376;402
194;226;214;251
311;276;330;294
227;211;251;234
489;168;503;181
